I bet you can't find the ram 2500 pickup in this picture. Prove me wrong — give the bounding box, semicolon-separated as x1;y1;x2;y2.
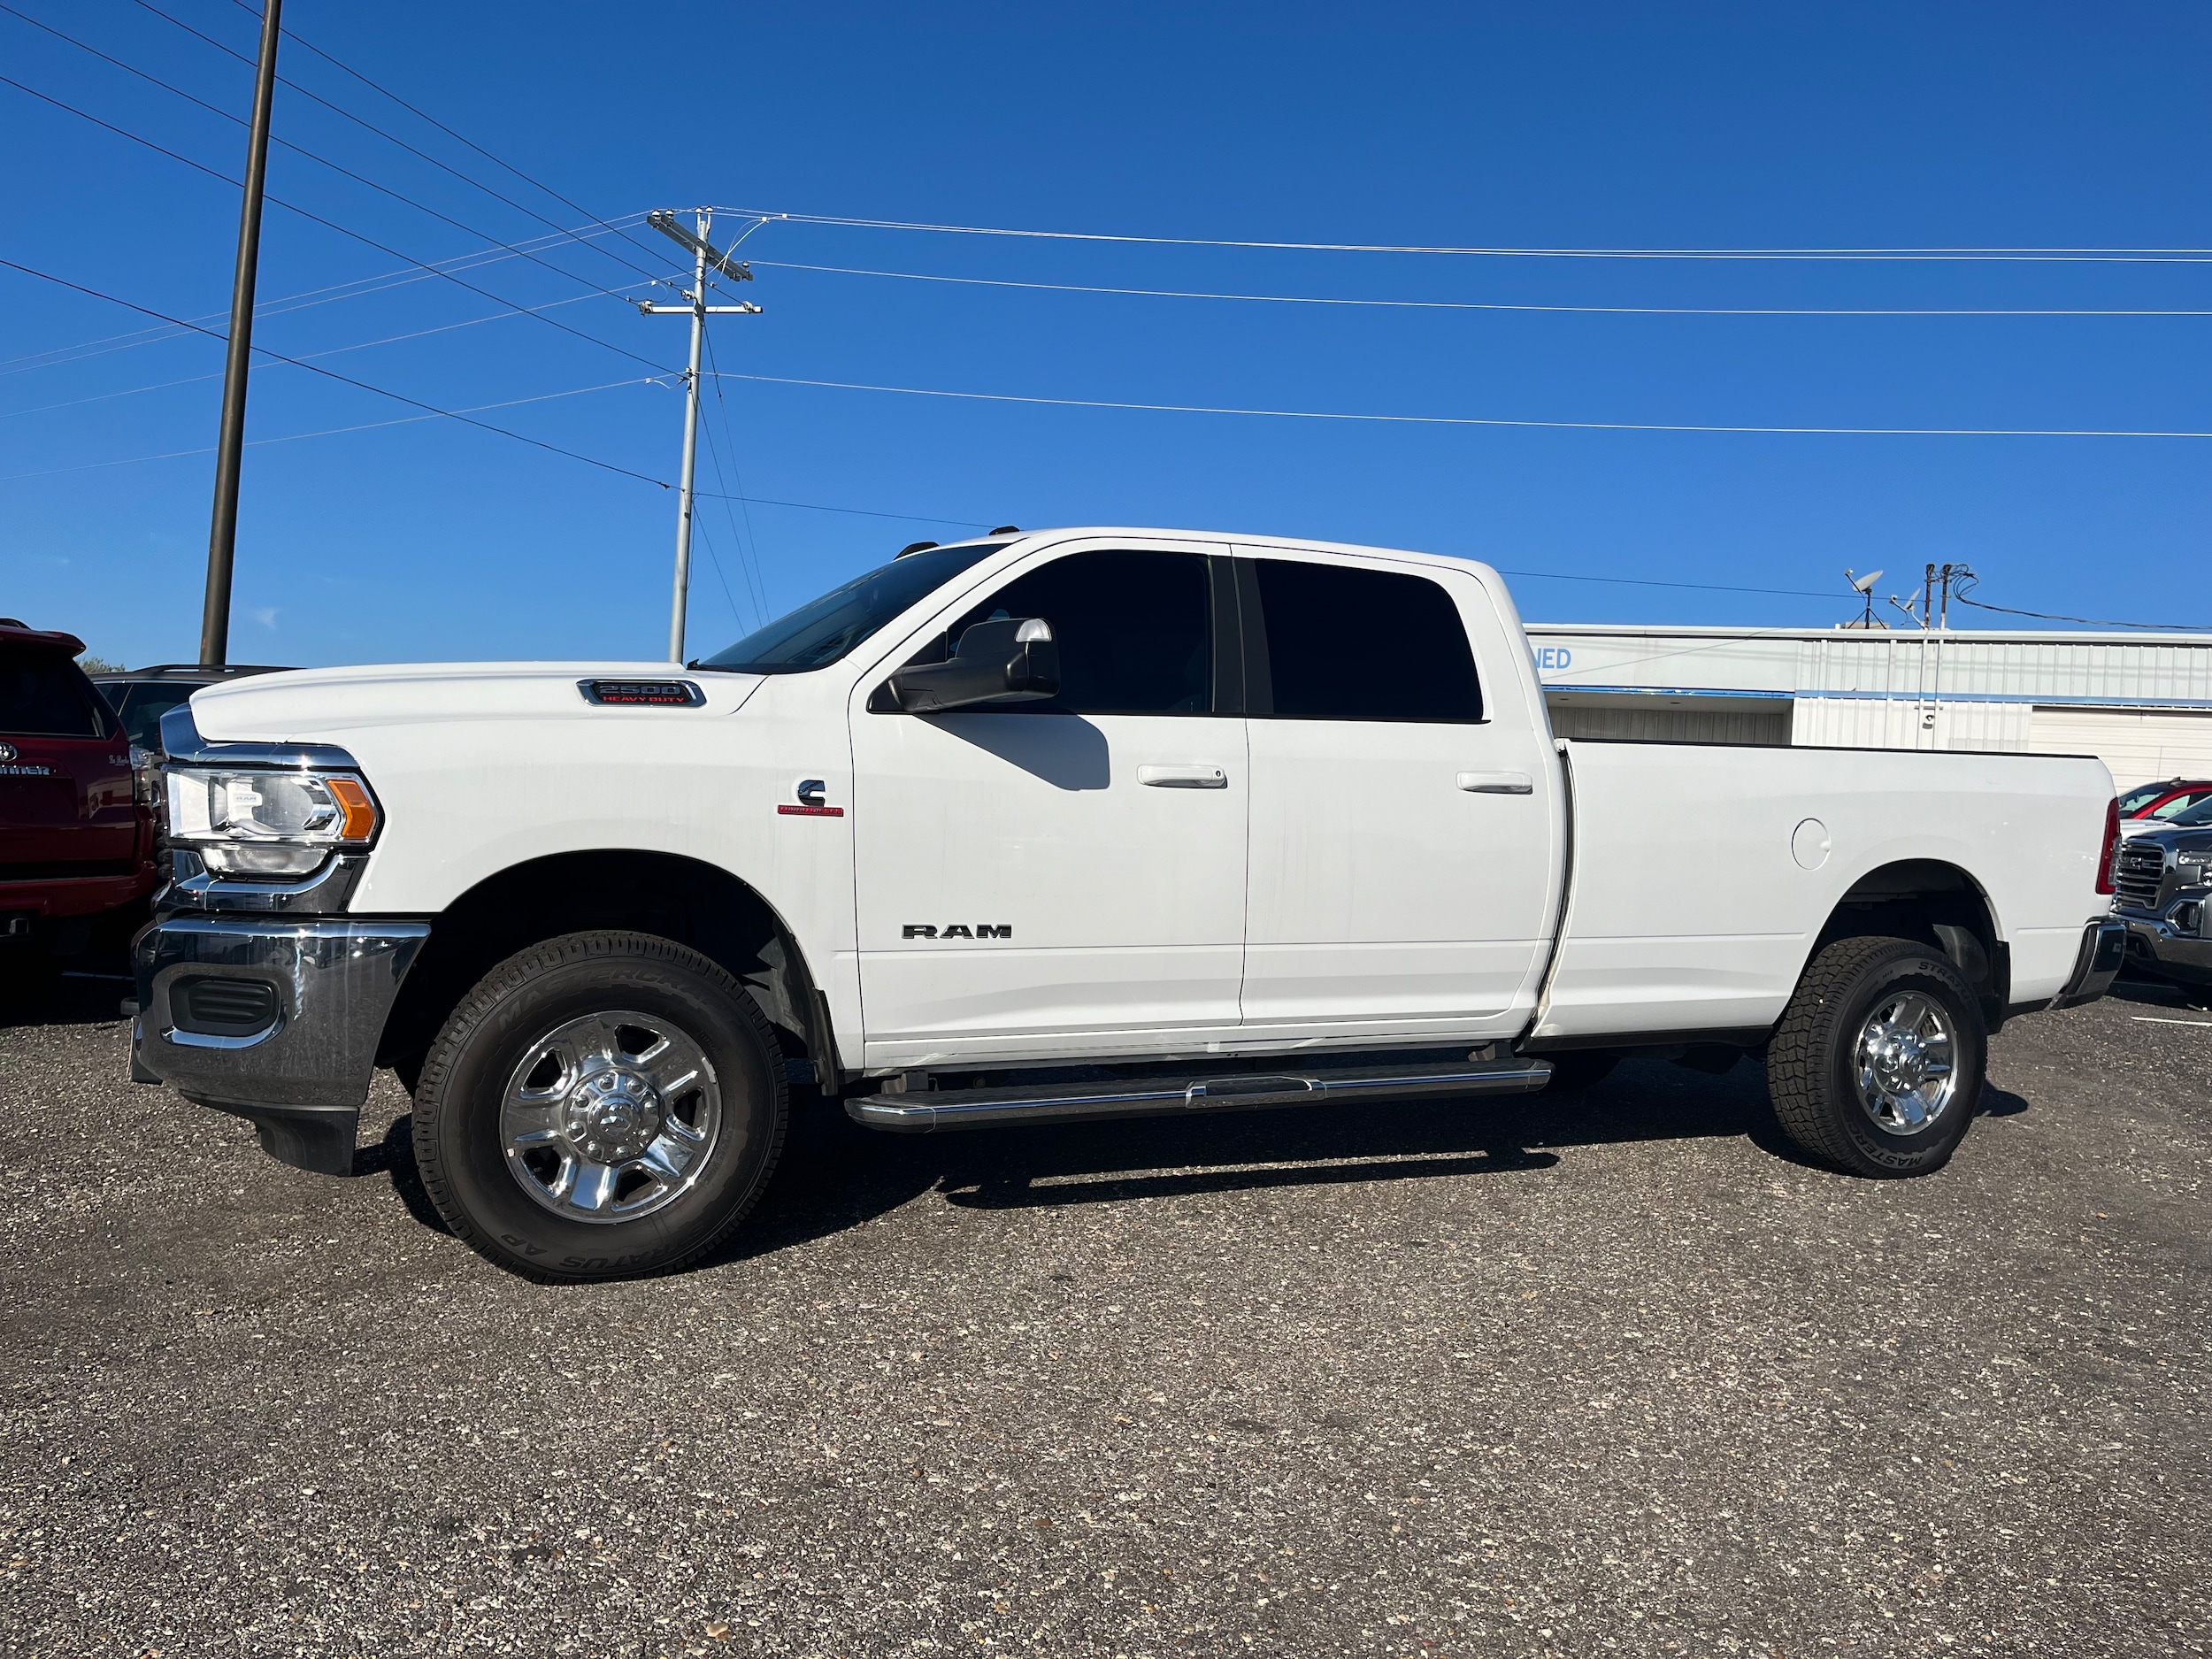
131;528;2129;1280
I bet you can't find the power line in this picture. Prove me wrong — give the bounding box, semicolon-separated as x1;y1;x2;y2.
721;209;2212;264
0;289;626;420
0;377;659;483
0;72;674;375
708;368;2212;440
701;328;772;624
1950;595;2212;632
0;216;650;380
0;255;668;485
0;4;658;313
749;257;2212;319
222;0;673;276
1496;569;1839;600
126;0;668;287
688;489;989;527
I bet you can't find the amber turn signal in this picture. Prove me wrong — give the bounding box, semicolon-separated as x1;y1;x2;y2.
328;776;379;842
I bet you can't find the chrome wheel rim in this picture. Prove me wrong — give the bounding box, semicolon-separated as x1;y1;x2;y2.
499;1010;721;1224
1852;991;1957;1135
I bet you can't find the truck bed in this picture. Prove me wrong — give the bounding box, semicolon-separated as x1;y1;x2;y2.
1533;738;2114;1041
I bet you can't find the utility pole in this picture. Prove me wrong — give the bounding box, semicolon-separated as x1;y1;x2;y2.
197;0;282;667
1937;562;1971;629
640;209;760;662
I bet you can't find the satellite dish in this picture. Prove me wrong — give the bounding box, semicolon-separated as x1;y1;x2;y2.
1847;568;1884;594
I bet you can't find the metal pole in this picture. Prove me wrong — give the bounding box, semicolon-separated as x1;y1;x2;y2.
667;222;709;663
198;0;282;668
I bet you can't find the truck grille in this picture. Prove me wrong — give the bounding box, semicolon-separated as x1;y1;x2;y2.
2113;841;2167;910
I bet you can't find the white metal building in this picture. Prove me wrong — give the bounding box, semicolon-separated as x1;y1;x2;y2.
1528;623;2212;790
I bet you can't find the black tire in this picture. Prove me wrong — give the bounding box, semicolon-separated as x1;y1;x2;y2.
1766;933;1985;1178
412;931;787;1282
1542;1050;1619;1094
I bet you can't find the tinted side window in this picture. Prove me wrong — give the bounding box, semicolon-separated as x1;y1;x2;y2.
0;649;106;737
1250;559;1483;723
942;550;1213;715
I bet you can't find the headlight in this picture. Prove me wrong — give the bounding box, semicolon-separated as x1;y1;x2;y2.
165;766;379;877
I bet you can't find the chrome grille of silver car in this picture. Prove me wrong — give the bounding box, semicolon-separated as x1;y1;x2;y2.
2113;841;2166;910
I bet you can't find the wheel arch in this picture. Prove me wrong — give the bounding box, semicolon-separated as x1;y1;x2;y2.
374;849;836;1087
1810;858;2008;1030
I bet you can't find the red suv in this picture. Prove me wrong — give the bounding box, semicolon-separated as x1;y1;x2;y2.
0;619;157;996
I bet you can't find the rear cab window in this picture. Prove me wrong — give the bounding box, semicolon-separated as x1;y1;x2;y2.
1241;557;1484;722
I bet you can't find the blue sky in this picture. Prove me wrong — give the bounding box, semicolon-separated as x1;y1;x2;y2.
4;1;2208;667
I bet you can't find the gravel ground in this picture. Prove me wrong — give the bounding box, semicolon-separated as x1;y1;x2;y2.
0;973;2206;1658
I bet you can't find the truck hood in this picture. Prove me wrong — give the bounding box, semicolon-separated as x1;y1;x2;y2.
184;661;765;745
2130;824;2212;857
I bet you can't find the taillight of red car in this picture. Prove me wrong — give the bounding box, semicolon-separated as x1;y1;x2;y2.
2095;796;2120;895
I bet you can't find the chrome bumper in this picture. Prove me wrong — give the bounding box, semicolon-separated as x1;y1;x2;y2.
2047;917;2130;1010
132;915;429;1174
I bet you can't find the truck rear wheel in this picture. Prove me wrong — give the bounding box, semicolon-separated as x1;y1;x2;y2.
1765;933;1985;1178
411;931;787;1281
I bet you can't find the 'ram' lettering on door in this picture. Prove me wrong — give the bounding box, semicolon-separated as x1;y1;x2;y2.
902;924;1014;940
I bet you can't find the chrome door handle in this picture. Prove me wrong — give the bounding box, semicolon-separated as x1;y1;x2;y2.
1138;764;1228;788
1457;771;1532;795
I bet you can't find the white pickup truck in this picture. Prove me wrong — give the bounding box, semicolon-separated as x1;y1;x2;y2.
132;527;2128;1280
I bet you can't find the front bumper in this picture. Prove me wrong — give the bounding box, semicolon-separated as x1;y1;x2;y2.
132;914;429;1174
2117;895;2212;983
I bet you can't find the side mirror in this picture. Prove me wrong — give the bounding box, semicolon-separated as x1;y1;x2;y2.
888;618;1060;713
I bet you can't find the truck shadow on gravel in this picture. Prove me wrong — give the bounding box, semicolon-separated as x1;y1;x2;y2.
706;1058;2034;1271
350;1058;2035;1271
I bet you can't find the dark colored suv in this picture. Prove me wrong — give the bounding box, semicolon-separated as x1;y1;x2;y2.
90;662;288;754
0;620;157;994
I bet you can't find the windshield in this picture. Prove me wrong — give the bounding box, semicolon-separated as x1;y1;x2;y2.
2118;783;2172;815
697;543;1006;673
2163;795;2212;830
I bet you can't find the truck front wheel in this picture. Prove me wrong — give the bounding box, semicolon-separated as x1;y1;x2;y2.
1765;933;1986;1178
411;931;788;1281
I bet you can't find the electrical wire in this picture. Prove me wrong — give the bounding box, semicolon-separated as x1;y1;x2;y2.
687;489;989;527
685;515;752;638
701;329;772;623
748;257;2212;319
0;4;660;311
0;377;660;483
707;369;2212;440
127;0;668;286
0;255;669;485
722;210;2212;264
0;289;630;420
1949;595;2212;632
0;216;651;380
222;0;673;276
0;73;674;375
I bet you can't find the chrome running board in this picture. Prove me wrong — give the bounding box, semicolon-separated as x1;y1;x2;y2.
845;1056;1554;1133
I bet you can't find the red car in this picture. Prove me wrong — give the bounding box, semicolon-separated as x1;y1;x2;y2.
2118;777;2212;831
0;619;157;996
